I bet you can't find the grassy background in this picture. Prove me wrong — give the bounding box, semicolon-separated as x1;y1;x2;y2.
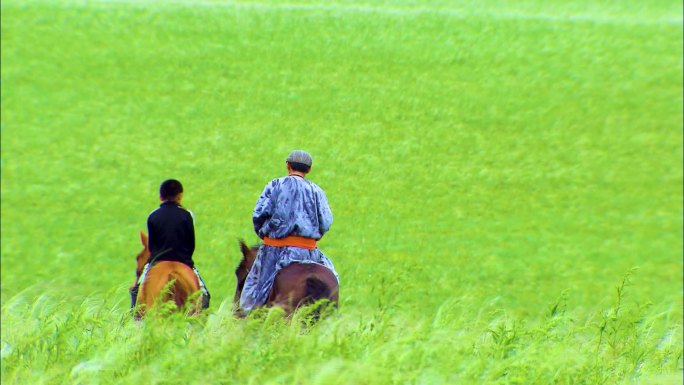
1;0;682;384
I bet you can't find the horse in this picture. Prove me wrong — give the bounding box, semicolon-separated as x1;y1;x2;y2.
234;240;339;318
131;231;202;319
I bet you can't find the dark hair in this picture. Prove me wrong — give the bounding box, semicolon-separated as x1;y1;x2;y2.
160;179;183;200
288;161;311;173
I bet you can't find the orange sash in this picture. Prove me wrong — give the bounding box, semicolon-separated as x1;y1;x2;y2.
263;236;317;250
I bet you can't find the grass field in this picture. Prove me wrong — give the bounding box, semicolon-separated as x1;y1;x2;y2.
1;0;682;384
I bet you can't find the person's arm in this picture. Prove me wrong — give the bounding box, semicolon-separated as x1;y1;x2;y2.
186;210;196;256
316;187;333;236
146;215;155;261
253;180;278;238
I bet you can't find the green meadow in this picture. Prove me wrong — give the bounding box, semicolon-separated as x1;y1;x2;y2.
1;0;682;383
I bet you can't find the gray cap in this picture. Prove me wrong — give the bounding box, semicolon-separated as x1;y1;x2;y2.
286;150;313;166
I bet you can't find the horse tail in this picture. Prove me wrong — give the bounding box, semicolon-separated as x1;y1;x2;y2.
306;275;331;300
302;275;332;321
168;270;199;312
167;274;179;307
158;271;189;309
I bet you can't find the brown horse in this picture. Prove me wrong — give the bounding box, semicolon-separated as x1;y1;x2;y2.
132;232;202;318
234;240;339;318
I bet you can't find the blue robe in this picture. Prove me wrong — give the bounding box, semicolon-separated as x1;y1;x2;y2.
240;175;339;313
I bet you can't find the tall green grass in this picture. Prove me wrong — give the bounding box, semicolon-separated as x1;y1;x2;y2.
2;270;681;384
2;0;682;383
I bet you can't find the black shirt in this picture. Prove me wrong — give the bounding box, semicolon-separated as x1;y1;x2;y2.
147;201;195;268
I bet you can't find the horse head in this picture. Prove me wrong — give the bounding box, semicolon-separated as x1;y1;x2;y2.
234;240;258;308
135;231;150;284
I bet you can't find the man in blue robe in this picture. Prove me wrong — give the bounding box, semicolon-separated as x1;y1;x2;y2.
239;150;339;314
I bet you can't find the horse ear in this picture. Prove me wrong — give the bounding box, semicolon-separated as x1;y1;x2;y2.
140;231;148;248
239;239;250;256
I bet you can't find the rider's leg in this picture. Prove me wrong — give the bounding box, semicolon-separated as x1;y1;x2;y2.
193;267;210;309
130;263;151;310
129;284;139;309
239;248;279;314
